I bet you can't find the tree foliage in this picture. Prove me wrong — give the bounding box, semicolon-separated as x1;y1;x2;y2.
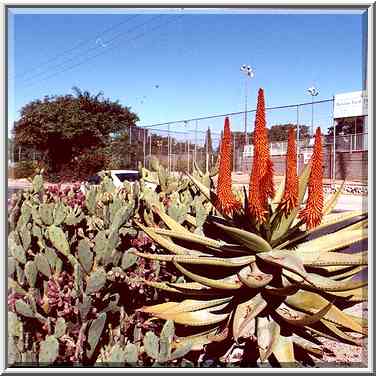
328;116;365;136
267;123;310;142
13;87;139;174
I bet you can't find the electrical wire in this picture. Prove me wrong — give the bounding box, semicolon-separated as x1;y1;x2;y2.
19;14;165;87
14;14;140;80
20;15;182;90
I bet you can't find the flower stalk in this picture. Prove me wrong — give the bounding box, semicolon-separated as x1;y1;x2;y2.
299;127;324;229
279;128;298;216
216;117;241;215
248;88;275;223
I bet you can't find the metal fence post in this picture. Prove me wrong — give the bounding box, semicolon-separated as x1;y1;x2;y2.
143;129;146;167
149;133;152;167
296;105;300;172
168;124;171;172
194;120;198;165
233;133;236;172
206;129;209;173
187;139;190;173
332;97;336;184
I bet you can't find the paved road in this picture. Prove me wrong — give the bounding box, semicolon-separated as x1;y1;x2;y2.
8;184;367;213
333;194;368;212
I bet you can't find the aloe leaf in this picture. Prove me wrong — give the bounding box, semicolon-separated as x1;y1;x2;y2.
264;282;301;297
322;181;345;216
135;221;204;256
173;327;227;351
233;294;267;342
134;251;254;268
212;222;272;253
140;302;180;315
173;261;242;290
295;229;367;254
257;250;308;279
330;266;365;280
323;287;367;302
271;176;286;210
276;302;332;326
170;341;193;360
304;272;367;292
271;162;311;243
238;263;273;289
297;250;367;267
186;173;211;200
277;211;366;249
141;297;232;318
285;290;366;335
153;228;226;250
152;205;191;235
291;336;323;357
153;307;229;326
319;320;363;346
257;317;281;362
185;214;197;227
143;280;221;297
272;335;296;366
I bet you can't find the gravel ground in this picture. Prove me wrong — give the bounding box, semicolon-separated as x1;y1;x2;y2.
315;302;368;367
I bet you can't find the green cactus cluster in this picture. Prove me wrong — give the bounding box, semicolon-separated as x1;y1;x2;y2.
8;170;198;367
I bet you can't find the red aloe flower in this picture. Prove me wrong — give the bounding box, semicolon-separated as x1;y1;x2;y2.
248;88;275;223
279;128;298;216
216;117;241;215
299;127;324;229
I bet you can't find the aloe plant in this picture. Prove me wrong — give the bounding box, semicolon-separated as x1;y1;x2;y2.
135;89;368;366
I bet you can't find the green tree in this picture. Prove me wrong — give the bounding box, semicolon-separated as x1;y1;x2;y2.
328;117;364;136
204;127;213;155
267;124;310;142
13;87;139;175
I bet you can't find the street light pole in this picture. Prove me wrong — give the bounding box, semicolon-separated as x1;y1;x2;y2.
240;65;254;173
307;86;319;136
240;65;255;148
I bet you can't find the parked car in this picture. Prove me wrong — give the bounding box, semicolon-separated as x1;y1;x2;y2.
82;169;156;192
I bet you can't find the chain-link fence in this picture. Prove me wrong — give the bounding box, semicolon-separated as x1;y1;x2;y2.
9;98;368;183
140;98;367;182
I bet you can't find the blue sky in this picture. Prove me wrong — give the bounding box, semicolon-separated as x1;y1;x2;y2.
8;8;365;144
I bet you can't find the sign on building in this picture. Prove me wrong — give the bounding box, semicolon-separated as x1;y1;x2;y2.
333;91;368;119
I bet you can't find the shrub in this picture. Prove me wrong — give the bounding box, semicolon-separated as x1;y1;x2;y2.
13;161;39;179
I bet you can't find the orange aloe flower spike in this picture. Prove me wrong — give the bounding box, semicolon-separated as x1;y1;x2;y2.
279;128;298;216
248;88;274;223
299;127;324;229
216;117;241;215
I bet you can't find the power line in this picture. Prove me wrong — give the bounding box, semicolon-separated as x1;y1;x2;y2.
14;14;140;80
140;99;334;129
21;15;182;91
20;14;163;87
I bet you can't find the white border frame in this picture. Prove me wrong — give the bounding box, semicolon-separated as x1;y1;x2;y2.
1;1;374;374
